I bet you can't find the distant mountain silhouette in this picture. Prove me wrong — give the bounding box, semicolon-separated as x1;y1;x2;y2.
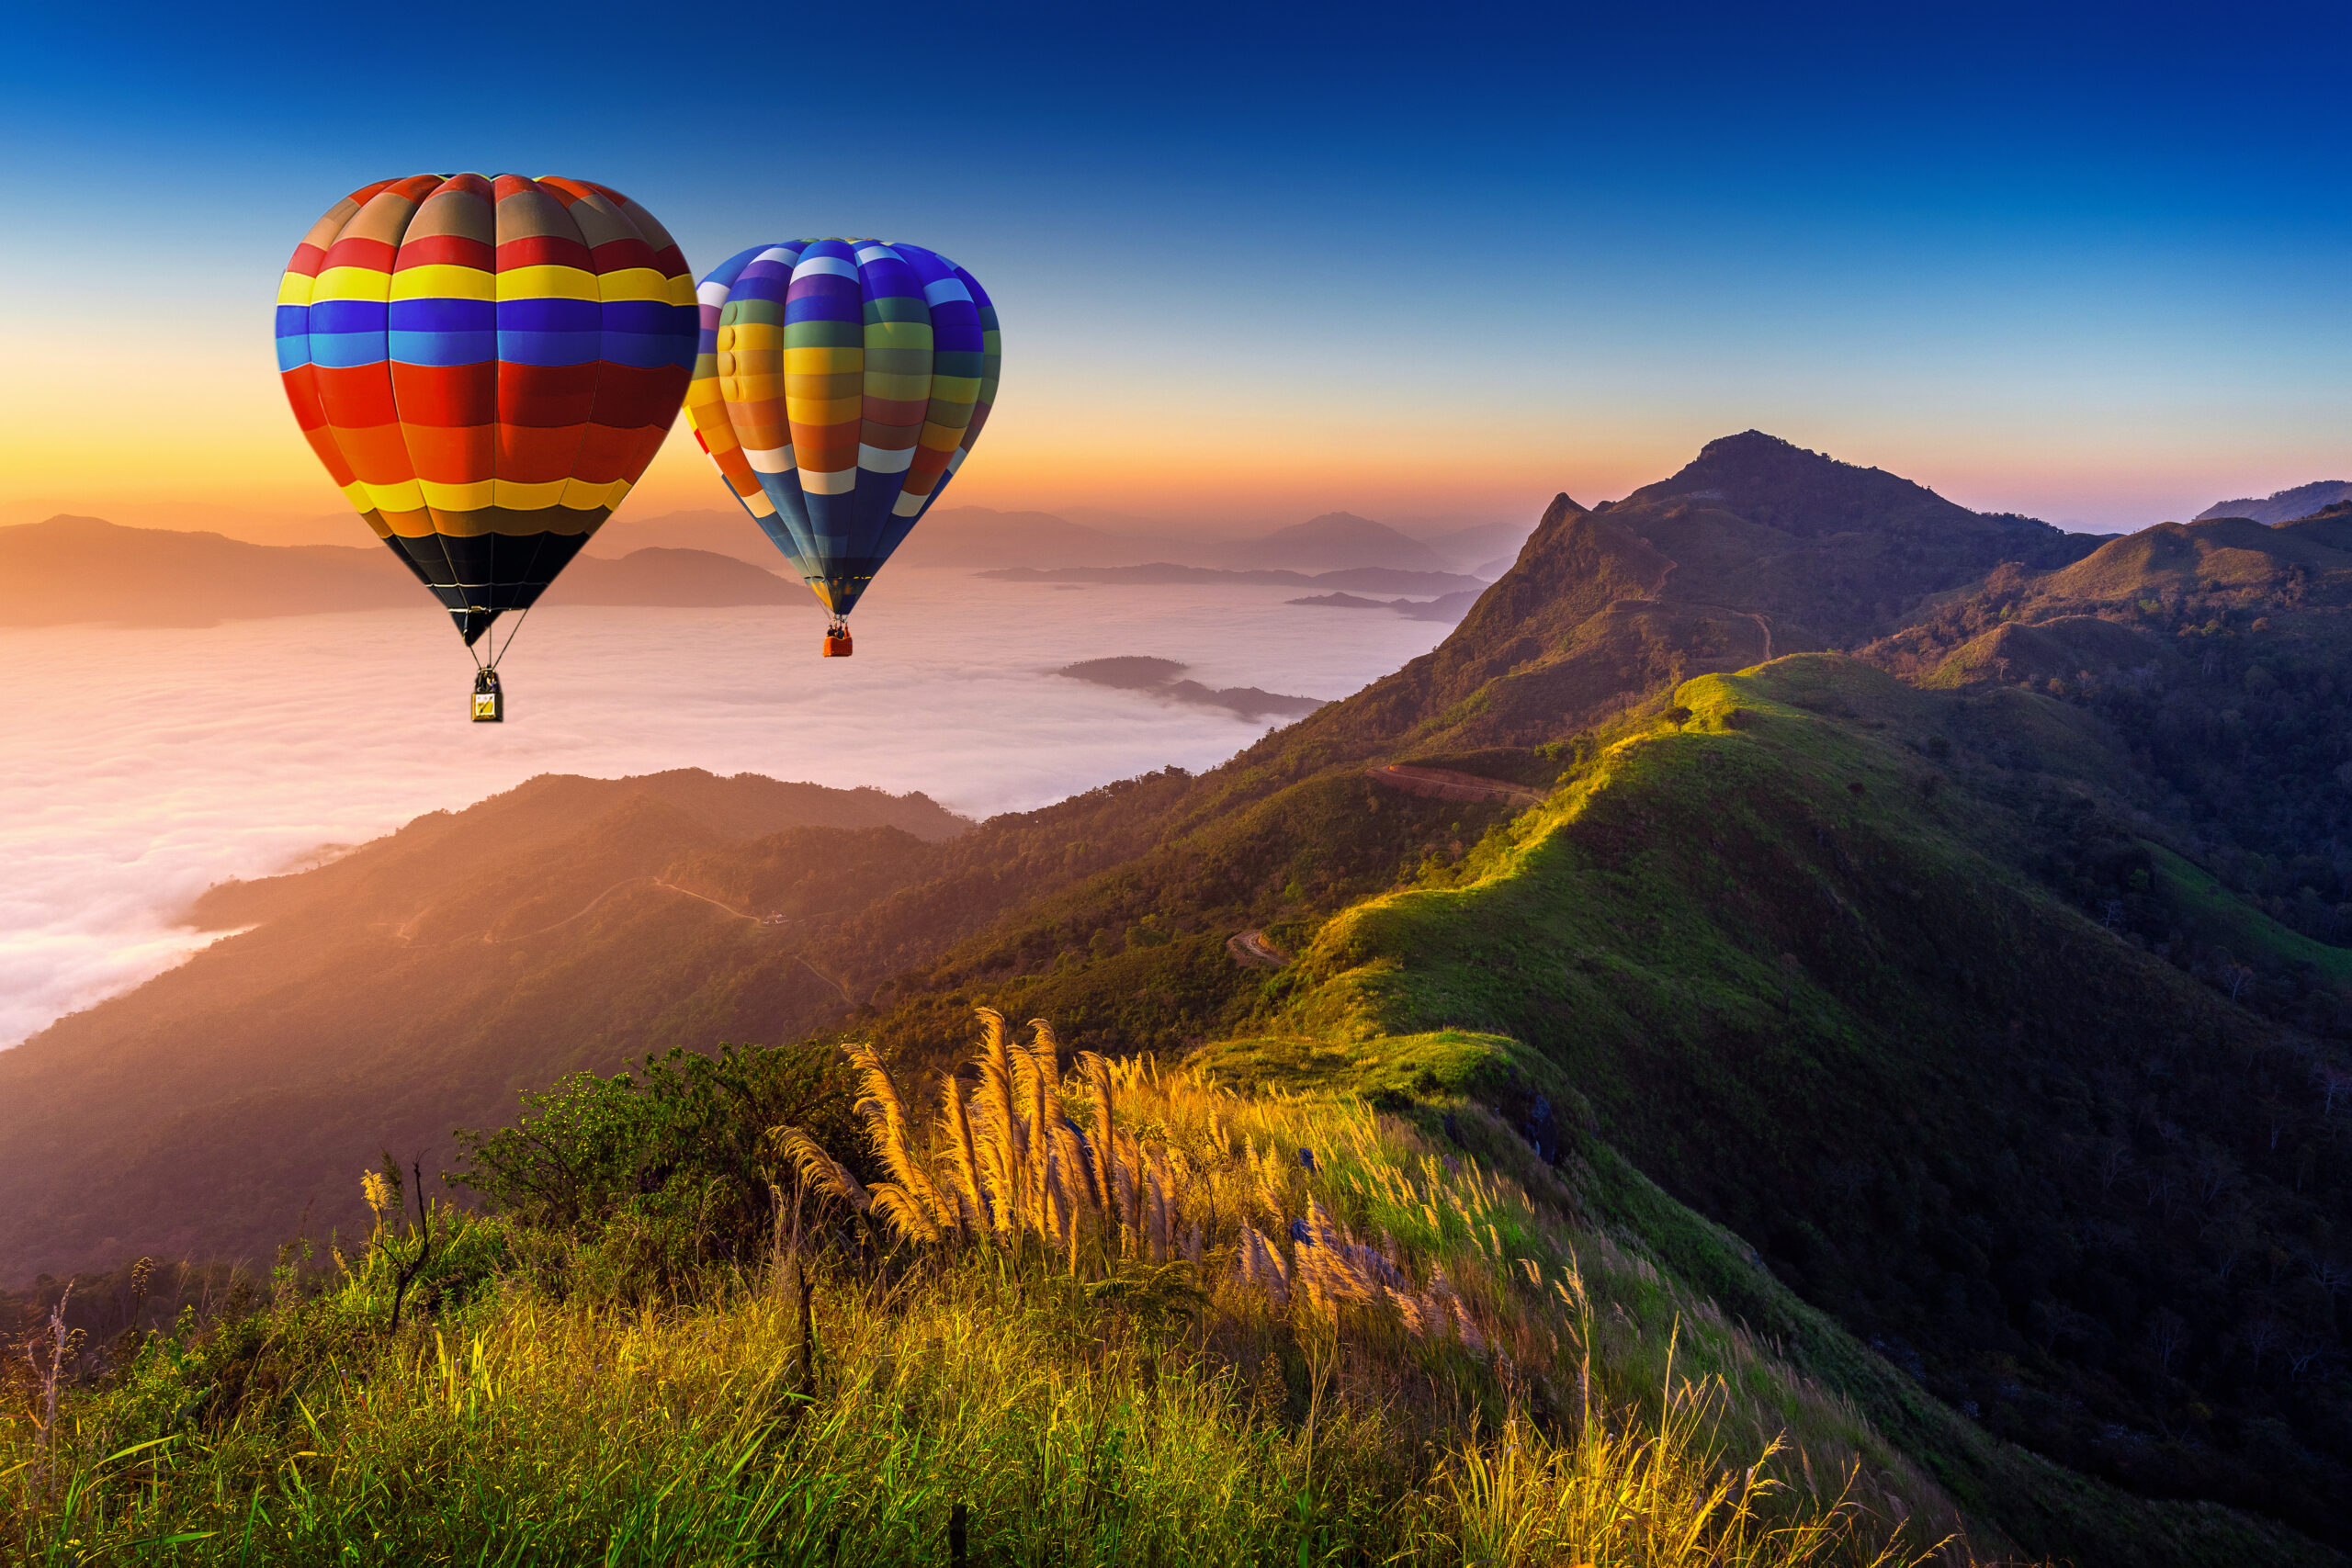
1221;512;1445;572
2;517;804;625
1411;518;1537;574
1055;656;1324;720
598;504;1515;578
979;563;1486;593
582;508;775;565
1288;589;1483;622
897;506;1193;569
0;515;413;626
539;547;800;607
2193;479;2352;525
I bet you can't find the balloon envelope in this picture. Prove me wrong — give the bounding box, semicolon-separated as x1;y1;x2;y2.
277;174;697;646
683;240;1000;617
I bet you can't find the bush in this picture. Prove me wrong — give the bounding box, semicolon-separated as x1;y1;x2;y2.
448;1042;859;1289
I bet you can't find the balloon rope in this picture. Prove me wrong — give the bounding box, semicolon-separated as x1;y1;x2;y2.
490;604;535;671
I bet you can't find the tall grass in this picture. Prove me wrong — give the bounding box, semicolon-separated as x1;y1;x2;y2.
3;1010;1995;1563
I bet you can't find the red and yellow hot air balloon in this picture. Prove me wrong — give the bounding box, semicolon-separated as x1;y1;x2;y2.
275;174;697;719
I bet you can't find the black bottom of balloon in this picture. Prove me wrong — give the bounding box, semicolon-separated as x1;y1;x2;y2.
378;533;590;646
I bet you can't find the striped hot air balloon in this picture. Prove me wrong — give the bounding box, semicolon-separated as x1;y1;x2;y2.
276;174;697;716
684;239;1000;656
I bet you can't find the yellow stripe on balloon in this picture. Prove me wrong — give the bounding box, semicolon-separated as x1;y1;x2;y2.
419;478;495;510
277;271;317;306
594;266;686;303
561;477;633;509
491;478;570;510
495;265;599;301
390;265;495;301
361;478;426;513
717;323;784;352
311;265;392;303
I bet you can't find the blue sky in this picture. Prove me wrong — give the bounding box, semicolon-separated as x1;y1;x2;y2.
2;0;2345;532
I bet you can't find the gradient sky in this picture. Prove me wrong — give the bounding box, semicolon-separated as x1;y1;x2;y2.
2;0;2346;535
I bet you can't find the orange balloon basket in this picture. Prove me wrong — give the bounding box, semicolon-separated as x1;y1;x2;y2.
822;625;854;658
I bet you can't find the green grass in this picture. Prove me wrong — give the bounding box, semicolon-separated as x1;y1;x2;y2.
1221;655;2346;1567
2147;842;2352;986
6;1085;1951;1568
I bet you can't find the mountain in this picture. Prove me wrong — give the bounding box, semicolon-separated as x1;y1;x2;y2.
1408;517;1538;573
590;504;1505;577
1;518;805;625
581;508;776;565
978;563;1486;593
892;505;1194;568
1218;511;1447;572
15;430;2352;1562
0;772;965;1277
537;547;800;606
2195;479;2352;525
0;515;413;626
1055;655;1326;720
1289;589;1485;622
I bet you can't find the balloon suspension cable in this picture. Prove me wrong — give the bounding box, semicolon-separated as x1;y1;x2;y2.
463;604;535;676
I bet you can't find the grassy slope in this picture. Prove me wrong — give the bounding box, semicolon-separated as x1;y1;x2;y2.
2148;844;2352;987
8;1061;1975;1567
1191;657;2344;1567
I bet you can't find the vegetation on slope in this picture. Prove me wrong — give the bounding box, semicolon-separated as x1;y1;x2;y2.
8;1025;1966;1567
1236;658;2352;1560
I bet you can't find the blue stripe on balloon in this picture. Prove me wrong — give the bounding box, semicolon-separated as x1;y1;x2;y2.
390;299;494;333
785;295;862;324
498;299;600;333
390;330;498;366
309;299;387;334
599;333;695;370
275;334;312;372
495;330;603;367
307;333;388;369
597;300;687;336
274;304;310;339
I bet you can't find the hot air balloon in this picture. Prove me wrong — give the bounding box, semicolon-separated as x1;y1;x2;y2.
276;174;697;719
683;239;1000;656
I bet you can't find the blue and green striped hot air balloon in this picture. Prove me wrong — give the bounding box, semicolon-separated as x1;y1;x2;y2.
682;239;1000;656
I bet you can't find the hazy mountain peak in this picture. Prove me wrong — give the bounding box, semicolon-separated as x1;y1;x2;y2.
2193;479;2352;525
1239;512;1443;572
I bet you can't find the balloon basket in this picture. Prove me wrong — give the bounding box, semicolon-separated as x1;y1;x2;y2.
471;669;504;723
822;627;853;658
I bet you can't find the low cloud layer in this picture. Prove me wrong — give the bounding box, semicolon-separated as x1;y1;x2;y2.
0;569;1450;1046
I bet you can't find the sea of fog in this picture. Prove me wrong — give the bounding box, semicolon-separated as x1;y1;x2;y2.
0;569;1453;1047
